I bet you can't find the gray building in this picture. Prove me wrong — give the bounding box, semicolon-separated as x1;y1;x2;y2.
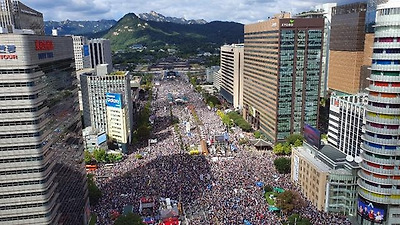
88;38;113;73
80;69;133;145
0;34;89;224
0;0;44;35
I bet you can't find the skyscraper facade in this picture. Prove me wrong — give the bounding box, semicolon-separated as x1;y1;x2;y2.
243;14;324;143
88;38;113;73
358;1;400;224
80;70;133;149
72;35;90;71
0;0;44;35
220;44;244;109
328;2;374;95
0;34;89;225
328;93;367;159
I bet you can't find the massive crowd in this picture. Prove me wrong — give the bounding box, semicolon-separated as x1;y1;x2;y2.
92;74;351;225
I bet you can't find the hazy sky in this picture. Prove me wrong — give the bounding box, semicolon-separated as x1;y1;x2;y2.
27;0;361;24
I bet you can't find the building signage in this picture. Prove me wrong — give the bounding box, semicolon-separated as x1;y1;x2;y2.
35;40;54;51
0;44;17;59
106;93;123;109
282;19;295;27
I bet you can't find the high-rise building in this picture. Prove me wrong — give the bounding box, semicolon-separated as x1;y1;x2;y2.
0;0;44;35
72;35;90;71
328;93;367;159
243;14;324;143
296;3;337;98
328;2;374;95
88;38;112;73
0;34;89;224
220;44;244;109
80;69;133;153
357;1;400;224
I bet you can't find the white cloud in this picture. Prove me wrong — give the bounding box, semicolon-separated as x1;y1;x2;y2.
27;0;362;23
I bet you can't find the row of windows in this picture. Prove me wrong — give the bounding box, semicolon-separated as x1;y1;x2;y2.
0;132;41;139
0;155;43;163
0;94;39;101
0;67;41;74
0;211;51;222
0;119;40;127
0;189;49;199
0;175;51;187
0;144;42;152
0;104;46;114
0;201;47;210
0;163;49;175
378;7;400;16
0;81;36;87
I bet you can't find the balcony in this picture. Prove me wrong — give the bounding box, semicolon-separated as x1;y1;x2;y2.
371;64;400;72
358;179;400;195
372;53;400;61
361;134;400;146
358;188;400;204
358;170;400;185
360;162;400;176
368;95;400;104
364;124;400;135
368;74;400;83
366;104;400;115
374;42;400;49
365;113;400;125
366;85;400;94
361;151;399;165
361;143;400;156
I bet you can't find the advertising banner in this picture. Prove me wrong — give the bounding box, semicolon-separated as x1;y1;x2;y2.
106;93;123;109
304;124;321;149
358;196;386;224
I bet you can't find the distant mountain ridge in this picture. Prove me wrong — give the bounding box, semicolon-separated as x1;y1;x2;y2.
138;11;207;25
44;19;117;36
101;13;244;54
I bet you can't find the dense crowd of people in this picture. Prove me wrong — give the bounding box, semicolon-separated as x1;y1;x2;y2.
91;74;351;225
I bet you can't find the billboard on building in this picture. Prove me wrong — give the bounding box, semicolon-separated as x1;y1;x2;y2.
83;45;89;56
106;93;123;109
304;124;321;149
358;196;386;224
97;132;107;145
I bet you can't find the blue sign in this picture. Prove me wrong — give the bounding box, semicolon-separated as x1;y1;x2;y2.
358;197;386;224
83;45;89;56
106;93;123;109
97;133;107;144
0;44;16;53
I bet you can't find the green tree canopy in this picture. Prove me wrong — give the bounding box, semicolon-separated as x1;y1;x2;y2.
254;130;261;139
114;213;144;225
93;149;107;162
274;157;291;174
286;133;303;145
273;143;284;155
275;190;305;214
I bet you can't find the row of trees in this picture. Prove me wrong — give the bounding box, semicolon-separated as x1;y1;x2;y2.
273;157;291;174
273;133;303;155
84;149;123;164
217;110;252;132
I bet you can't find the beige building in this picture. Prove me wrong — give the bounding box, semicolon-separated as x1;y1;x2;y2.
220;44;244;109
292;143;359;215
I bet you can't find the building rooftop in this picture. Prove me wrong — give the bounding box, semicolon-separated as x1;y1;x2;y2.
294;146;331;173
319;145;347;162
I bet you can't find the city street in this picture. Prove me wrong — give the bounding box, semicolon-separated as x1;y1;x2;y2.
92;75;351;225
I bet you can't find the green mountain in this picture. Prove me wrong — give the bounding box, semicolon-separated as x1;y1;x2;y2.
101;13;244;54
